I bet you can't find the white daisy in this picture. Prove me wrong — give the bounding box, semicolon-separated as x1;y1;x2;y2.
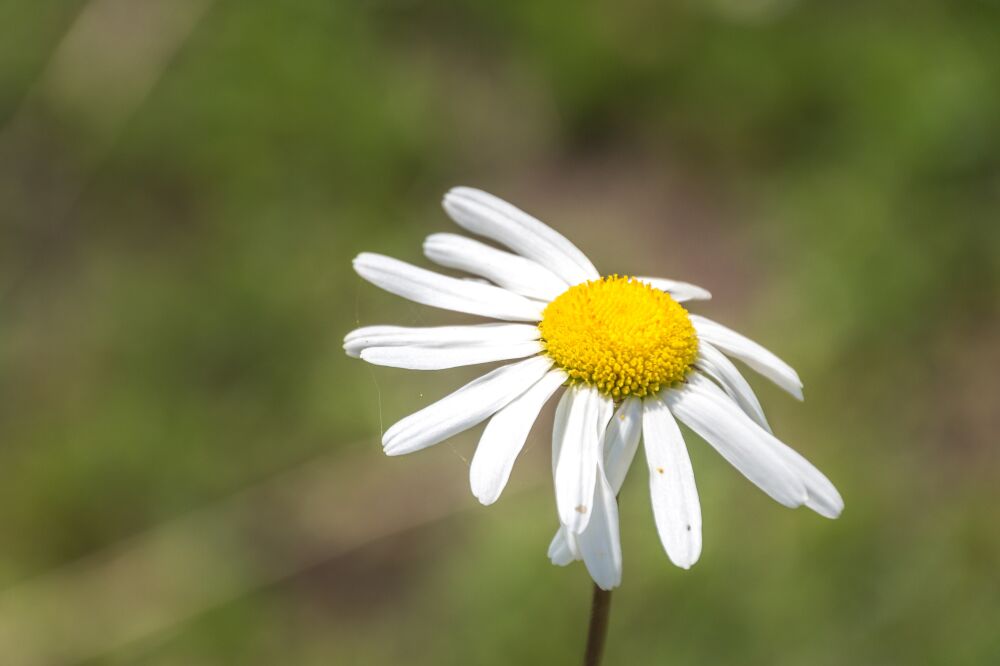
345;187;843;590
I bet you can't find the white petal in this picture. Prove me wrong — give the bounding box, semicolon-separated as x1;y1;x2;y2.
354;253;544;322
361;341;544;370
690;315;804;400
382;356;552;456
548;526;581;566
604;396;643;492
552;386;614;533
442;187;600;285
550;388;573;479
664;373;808;508
696;341;772;433
546;395;642;562
548;392;581;562
642;395;702;569
470;369;567;505
638;276;712;302
344;323;540;359
424;233;569;302
577;463;623;590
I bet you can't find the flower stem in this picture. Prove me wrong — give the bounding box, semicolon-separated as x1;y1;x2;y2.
582;582;612;666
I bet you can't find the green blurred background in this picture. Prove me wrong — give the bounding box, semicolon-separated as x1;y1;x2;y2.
1;0;998;664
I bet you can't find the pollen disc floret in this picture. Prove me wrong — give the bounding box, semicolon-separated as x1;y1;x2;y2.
539;276;699;398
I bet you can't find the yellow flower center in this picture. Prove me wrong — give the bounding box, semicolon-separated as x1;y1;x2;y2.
539;276;699;398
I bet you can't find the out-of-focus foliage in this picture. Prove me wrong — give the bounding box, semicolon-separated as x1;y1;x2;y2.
0;0;997;664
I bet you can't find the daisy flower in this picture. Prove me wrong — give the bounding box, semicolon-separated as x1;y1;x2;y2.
345;187;843;590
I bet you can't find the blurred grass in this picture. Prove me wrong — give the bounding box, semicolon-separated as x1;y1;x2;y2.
1;0;998;664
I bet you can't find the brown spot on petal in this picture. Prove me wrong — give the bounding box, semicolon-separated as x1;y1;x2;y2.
575;505;588;514
656;467;664;474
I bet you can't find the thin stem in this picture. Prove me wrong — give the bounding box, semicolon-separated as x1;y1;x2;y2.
582;582;613;666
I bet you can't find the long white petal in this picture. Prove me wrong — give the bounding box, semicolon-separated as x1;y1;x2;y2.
442;187;600;285
344;323;540;358
361;341;544;370
664;373;808;508
604;396;643;492
690;315;804;400
354;253;544;322
550;388;573;479
547;396;641;562
548;389;581;565
638;276;712;302
382;356;552;456
696;341;772;433
424;233;569;302
577;463;623;590
470;369;567;505
552;386;614;533
642;395;702;569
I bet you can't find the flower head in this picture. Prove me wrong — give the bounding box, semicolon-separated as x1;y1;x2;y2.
346;187;843;590
540;276;699;398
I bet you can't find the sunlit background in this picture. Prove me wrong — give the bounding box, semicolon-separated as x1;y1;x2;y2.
1;1;998;664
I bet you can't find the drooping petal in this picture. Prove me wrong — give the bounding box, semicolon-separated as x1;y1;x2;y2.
470;369;567;505
353;253;544;322
638;276;712;302
442;187;600;285
550;388;573;479
552;385;614;533
546;396;641;562
690;315;804;400
382;356;552;456
604;396;643;492
696;341;772;433
547;389;580;561
548;526;581;566
642;395;702;569
360;341;544;370
424;233;569;302
577;462;623;590
664;373;808;508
